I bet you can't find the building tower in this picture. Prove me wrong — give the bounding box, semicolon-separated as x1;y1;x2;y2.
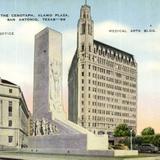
68;2;137;135
68;2;94;129
77;1;94;55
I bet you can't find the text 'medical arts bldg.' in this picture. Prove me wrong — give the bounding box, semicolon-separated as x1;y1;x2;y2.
68;3;137;135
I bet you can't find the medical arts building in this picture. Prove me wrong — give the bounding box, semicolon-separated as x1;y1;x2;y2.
68;3;137;136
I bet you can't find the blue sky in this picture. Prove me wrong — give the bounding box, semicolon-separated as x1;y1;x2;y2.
0;0;160;134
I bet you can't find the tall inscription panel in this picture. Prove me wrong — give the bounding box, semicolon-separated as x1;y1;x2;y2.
33;27;64;121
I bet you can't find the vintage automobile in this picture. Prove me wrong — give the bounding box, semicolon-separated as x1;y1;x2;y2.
138;144;159;153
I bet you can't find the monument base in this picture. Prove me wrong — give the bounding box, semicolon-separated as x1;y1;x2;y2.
28;118;108;152
27;119;138;157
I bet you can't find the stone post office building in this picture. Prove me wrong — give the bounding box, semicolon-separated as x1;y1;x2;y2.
0;78;30;149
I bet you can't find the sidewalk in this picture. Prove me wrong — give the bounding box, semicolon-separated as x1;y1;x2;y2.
0;151;160;160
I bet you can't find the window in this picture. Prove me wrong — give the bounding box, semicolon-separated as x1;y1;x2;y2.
8;106;12;117
81;44;85;51
9;89;12;93
89;45;91;52
82;101;84;105
81;23;85;34
8;120;12;127
82;72;84;76
94;48;96;53
8;136;13;143
8;101;12;117
82;64;84;69
81;108;84;112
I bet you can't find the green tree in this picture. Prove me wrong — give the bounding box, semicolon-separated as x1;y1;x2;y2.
114;124;133;137
141;127;155;136
152;134;160;147
134;136;143;146
142;135;154;144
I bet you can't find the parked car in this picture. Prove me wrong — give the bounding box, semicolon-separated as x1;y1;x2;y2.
138;144;158;153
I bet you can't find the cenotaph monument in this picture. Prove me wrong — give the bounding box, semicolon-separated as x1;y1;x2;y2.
28;27;110;156
33;27;64;121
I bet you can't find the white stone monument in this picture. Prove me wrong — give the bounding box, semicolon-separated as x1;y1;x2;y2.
33;27;64;121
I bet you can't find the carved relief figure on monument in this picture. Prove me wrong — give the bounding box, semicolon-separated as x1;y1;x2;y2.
49;59;62;112
52;123;59;133
49;123;53;134
44;120;49;135
32;121;36;136
41;118;46;135
35;120;41;136
32;119;59;136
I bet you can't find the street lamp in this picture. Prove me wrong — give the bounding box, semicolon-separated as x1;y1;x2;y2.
130;129;133;150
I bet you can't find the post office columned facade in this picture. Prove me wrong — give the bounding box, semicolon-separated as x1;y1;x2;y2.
0;78;30;149
68;3;137;135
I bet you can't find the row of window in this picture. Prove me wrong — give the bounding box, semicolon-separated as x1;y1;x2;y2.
92;87;135;96
92;92;136;100
82;107;136;115
81;105;136;117
82;121;136;129
81;116;136;125
91;79;136;89
82;64;136;82
81;96;136;107
81;59;136;75
106;104;136;111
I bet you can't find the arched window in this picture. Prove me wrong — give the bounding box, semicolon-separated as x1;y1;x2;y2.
89;44;91;52
81;23;85;34
81;44;85;51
